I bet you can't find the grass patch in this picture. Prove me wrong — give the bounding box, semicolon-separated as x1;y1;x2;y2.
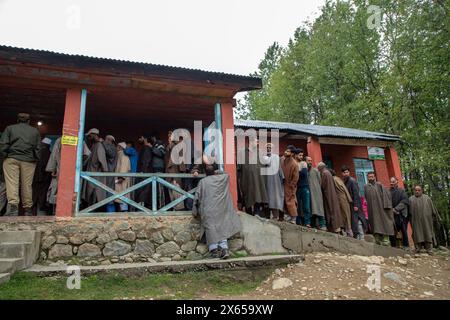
0;268;273;300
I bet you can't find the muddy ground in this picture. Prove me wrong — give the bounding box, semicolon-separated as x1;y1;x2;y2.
205;250;450;300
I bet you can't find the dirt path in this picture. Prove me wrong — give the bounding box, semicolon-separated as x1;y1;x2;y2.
204;251;450;300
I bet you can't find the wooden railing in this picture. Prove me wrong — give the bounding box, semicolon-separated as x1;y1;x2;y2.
76;172;205;216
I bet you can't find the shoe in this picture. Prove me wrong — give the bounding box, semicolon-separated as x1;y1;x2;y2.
319;226;327;231
37;209;48;216
5;204;19;216
220;248;230;260
23;208;33;216
208;249;220;259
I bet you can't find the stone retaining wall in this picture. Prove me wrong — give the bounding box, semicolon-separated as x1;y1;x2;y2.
271;221;406;257
0;212;406;266
0;216;246;265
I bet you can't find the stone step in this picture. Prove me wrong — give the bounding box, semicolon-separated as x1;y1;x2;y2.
0;273;11;285
0;230;40;243
0;231;41;269
25;254;304;277
0;258;24;273
0;242;33;259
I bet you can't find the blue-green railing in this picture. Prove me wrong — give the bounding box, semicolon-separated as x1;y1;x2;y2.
76;172;205;216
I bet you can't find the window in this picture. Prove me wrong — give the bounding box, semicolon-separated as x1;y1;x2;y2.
353;158;374;196
323;155;333;170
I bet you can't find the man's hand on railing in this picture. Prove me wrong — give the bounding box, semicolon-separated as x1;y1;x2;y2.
115;177;125;184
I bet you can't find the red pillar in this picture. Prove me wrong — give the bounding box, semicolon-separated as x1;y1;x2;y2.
56;89;82;217
221;101;238;208
385;146;404;188
306;136;322;167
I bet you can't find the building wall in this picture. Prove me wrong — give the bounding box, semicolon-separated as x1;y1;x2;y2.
277;138;307;155
315;144;391;187
246;136;394;188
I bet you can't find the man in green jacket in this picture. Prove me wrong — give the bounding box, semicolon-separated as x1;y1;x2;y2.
0;113;41;216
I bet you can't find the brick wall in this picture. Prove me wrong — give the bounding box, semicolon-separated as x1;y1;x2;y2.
319;144;390;187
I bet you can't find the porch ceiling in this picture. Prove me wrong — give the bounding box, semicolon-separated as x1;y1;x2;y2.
0;83;216;137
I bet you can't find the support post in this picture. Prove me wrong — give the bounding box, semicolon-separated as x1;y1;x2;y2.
385;146;404;188
56;88;86;217
74;89;87;213
214;102;224;172
306;136;323;167
221;101;238;208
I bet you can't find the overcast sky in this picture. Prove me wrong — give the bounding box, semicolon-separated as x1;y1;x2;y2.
0;0;324;77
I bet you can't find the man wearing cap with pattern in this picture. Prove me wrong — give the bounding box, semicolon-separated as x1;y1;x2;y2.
0;113;41;216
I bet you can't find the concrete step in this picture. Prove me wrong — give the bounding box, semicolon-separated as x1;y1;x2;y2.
0;258;24;273
0;242;33;258
0;231;41;269
0;273;11;285
0;230;40;243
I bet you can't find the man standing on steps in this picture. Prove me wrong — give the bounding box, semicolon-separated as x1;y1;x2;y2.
409;185;440;254
237;138;268;217
318;162;342;233
342;166;366;240
297;154;312;227
280;145;299;223
306;156;326;230
0;113;41;216
331;169;353;237
261;143;284;221
389;177;410;249
364;172;394;246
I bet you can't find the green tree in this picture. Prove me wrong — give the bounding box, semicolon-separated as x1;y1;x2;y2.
240;0;450;228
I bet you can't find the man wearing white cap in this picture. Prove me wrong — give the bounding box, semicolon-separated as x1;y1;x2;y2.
32;138;52;215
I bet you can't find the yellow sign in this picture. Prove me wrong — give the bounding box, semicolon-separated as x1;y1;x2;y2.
61;135;78;146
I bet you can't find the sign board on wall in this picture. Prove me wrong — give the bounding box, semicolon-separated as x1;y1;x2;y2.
61;135;78;146
368;147;385;160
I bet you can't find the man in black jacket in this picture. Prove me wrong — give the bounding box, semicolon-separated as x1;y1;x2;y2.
151;135;166;208
32;138;52;215
150;136;166;173
0;113;41;216
342;166;367;240
389;177;410;249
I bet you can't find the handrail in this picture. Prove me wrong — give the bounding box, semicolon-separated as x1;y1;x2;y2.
81;172;206;178
77;171;205;215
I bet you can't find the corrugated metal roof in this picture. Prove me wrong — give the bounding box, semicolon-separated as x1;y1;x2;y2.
0;45;262;91
235;119;401;142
